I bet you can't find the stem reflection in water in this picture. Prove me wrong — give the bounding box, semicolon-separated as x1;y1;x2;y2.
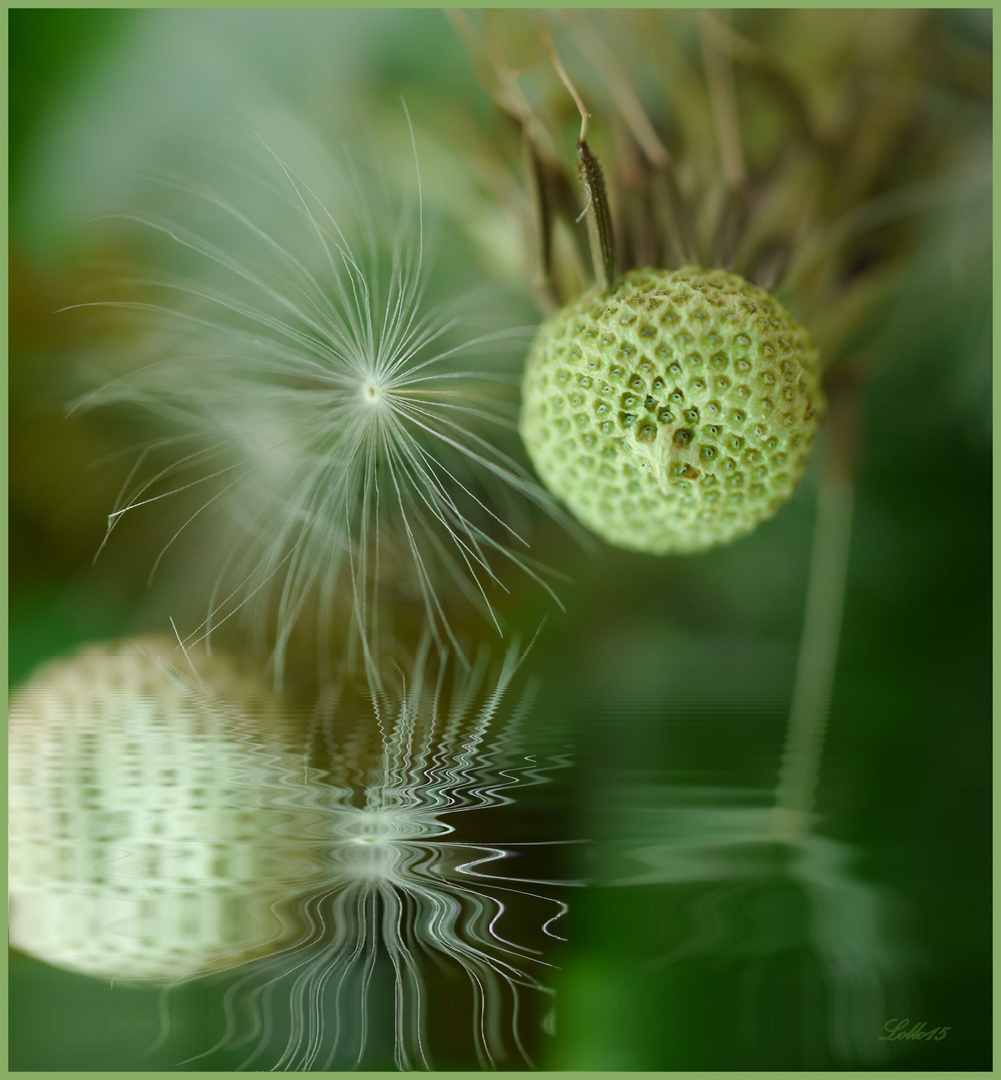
571;399;917;1069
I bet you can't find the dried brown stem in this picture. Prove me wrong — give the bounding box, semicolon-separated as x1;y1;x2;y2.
563;12;698;266
577;140;616;293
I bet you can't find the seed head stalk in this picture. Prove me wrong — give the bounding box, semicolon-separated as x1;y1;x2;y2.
772;379;858;842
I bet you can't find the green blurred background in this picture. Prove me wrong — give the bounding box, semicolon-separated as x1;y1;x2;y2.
9;9;991;1071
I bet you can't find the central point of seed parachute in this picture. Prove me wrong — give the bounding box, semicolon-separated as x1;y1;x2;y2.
520;266;823;554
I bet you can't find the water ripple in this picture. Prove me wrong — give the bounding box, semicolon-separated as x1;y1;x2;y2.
8;637;572;1070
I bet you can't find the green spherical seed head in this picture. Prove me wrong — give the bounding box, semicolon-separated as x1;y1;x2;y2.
520;266;823;554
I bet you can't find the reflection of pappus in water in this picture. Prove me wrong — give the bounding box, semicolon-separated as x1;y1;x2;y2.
192;641;572;1072
8;638;316;983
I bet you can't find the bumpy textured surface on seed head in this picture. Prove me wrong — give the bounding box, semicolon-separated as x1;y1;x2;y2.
520;266;823;553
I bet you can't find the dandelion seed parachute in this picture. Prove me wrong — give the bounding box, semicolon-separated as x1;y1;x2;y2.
77;118;565;687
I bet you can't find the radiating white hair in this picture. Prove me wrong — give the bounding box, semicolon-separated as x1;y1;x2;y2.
75;112;568;688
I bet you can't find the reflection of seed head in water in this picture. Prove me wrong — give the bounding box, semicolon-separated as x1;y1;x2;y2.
8;636;571;1068
7;639;314;983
